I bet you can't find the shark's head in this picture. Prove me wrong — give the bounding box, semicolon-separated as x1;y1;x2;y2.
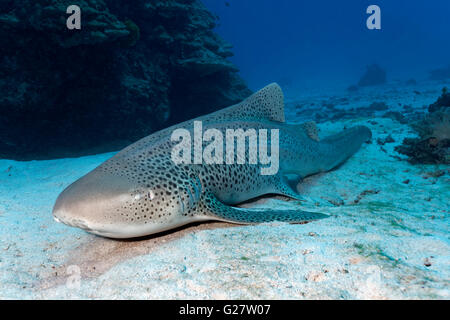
52;83;288;238
52;155;192;238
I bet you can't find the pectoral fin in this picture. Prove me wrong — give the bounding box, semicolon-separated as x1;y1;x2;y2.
274;174;304;201
200;192;328;224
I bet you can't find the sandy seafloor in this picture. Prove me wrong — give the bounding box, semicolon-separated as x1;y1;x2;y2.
1;80;449;299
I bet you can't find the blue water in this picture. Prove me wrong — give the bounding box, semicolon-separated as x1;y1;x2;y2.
203;0;450;91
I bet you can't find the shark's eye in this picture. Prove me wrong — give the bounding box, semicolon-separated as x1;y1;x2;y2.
132;189;155;201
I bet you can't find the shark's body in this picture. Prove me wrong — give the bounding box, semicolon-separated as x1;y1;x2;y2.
53;84;372;238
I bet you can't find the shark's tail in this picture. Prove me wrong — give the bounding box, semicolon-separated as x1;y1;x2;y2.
319;125;372;171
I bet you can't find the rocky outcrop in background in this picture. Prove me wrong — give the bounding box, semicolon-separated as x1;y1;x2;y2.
396;88;450;164
0;0;251;159
429;65;450;81
357;64;387;87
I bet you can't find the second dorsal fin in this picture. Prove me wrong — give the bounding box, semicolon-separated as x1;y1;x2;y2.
287;121;320;141
301;121;320;141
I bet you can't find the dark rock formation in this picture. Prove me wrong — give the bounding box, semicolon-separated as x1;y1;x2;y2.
369;101;388;111
346;85;359;93
405;78;417;86
357;64;386;87
396;89;450;164
0;0;251;160
396;134;449;165
376;134;395;146
429;65;450;81
381;111;407;124
428;87;450;113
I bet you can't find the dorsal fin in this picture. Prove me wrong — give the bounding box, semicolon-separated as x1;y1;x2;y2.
206;83;285;123
300;121;320;141
116;84;285;156
287;121;320;142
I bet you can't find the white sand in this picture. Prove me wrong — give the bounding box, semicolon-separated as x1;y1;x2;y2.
0;81;449;299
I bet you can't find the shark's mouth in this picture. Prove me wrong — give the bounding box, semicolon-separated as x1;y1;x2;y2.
53;214;94;232
53;214;122;238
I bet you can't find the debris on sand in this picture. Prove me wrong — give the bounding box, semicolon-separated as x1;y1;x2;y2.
376;135;395;146
423;170;446;178
369;101;389;111
382;111;407;124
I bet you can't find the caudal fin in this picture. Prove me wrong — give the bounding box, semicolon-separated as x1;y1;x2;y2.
320;125;372;171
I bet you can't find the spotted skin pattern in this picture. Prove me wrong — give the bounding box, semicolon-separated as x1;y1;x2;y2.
53;83;372;238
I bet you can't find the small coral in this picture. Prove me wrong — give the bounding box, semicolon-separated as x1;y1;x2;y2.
395;136;449;164
429;87;450;113
396;93;450;164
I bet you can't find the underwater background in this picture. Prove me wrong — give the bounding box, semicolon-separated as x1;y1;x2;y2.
203;0;450;92
0;0;449;299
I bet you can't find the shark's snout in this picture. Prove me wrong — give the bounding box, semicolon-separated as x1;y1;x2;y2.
52;168;136;237
53;213;93;232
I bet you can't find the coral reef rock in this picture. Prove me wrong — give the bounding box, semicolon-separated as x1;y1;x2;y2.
396;88;450;164
428;87;450;113
0;0;251;160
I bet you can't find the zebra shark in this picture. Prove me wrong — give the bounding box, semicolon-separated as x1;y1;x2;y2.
53;83;372;238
